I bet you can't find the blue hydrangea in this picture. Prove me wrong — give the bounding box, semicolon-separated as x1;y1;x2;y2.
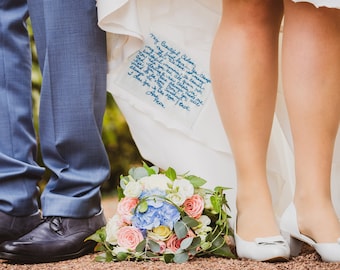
132;201;181;230
132;205;162;230
139;188;167;208
159;202;181;229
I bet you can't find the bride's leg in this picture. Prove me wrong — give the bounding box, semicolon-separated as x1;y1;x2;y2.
283;0;340;243
210;0;283;240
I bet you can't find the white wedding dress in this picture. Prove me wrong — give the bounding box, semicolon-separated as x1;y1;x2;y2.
97;0;340;223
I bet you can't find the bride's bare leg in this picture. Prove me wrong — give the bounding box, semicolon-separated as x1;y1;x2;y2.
283;0;340;243
210;0;283;240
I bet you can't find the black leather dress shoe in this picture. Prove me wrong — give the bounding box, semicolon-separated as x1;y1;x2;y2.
0;211;41;244
0;210;106;263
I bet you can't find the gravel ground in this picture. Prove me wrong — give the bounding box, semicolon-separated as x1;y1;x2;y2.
1;198;340;270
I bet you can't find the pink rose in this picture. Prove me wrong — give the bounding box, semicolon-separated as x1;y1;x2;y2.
117;197;139;224
183;194;205;219
166;230;195;253
166;234;182;253
157;241;167;254
117;226;144;250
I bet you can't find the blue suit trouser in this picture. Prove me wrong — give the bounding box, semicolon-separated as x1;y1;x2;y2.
0;0;110;218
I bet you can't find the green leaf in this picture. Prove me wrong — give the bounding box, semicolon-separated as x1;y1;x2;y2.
211;235;224;248
210;195;222;213
212;242;236;258
163;253;175;263
184;175;207;188
173;252;189;263
135;239;146;252
95;253;110;262
129;166;149;180
94;243;106;252
182;216;199;228
180;237;193;250
174;221;188;239
117;186;124;200
205;232;214;243
138;200;148;213
190;236;201;249
105;251;114;262
148;240;161;253
214;186;230;193
85;227;106;243
150;166;159;174
116;252;129;261
146;251;159;257
94;256;106;262
201;241;212;250
188;248;198;256
165;167;177;181
201;233;235;258
142;161;157;175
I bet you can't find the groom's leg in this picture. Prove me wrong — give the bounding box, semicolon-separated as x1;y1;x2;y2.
28;0;110;218
0;0;110;263
0;0;43;243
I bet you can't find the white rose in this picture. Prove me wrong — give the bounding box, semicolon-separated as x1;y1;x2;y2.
106;215;122;245
198;215;211;226
112;246;129;255
194;215;212;235
138;174;172;191
204;194;213;210
166;192;187;206
173;179;194;199
123;180;143;198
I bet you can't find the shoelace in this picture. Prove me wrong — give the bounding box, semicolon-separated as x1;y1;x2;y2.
46;217;64;236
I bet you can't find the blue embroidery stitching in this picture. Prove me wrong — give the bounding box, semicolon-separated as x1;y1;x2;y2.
126;33;211;113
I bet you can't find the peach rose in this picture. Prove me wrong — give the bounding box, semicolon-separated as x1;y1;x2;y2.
117;197;139;224
183;194;205;219
157;241;167;254
166;230;195;253
166;234;182;253
117;226;144;250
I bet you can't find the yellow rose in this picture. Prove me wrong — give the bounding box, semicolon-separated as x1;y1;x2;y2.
148;225;172;241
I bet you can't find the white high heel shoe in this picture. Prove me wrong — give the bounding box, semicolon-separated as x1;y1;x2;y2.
280;203;340;262
234;218;290;261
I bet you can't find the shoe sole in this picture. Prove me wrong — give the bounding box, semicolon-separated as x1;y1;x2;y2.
264;256;289;263
0;241;96;264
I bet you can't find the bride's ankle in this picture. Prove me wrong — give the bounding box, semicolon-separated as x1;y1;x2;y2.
294;200;340;243
236;200;279;240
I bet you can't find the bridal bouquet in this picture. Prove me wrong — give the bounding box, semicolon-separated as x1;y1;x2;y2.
87;162;235;263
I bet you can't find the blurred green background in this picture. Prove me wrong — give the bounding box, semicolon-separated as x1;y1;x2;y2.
28;21;143;196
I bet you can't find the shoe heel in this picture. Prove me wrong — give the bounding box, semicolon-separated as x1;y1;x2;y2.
282;231;302;257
